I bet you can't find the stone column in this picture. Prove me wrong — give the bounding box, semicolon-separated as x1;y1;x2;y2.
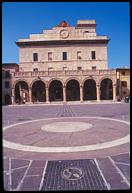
46;87;49;103
96;85;100;102
80;86;83;102
113;84;116;101
11;88;15;105
28;87;32;102
63;86;66;103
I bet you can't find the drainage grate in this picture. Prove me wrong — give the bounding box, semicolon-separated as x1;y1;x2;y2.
41;159;108;190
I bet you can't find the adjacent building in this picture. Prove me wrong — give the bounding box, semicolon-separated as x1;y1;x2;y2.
116;68;130;99
2;63;19;105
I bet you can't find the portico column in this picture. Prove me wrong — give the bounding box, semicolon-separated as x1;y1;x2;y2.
46;87;49;103
28;87;32;102
63;86;66;102
80;86;83;102
113;84;116;101
11;88;15;105
96;85;100;102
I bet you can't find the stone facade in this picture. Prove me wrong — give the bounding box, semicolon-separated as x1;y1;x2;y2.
116;68;130;99
16;20;108;72
6;20;120;104
2;63;19;105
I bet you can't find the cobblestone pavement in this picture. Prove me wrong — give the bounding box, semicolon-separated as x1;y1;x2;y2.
2;102;130;190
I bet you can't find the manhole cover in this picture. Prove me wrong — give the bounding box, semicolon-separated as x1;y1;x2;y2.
41;159;108;190
62;167;84;180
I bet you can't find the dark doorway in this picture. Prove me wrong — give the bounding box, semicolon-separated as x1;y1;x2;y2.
100;78;113;100
49;80;63;102
15;81;29;103
66;79;80;101
83;79;97;100
5;94;11;105
32;80;46;102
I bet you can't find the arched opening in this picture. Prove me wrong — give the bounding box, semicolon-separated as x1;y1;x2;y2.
5;94;11;105
15;81;29;104
83;79;97;100
66;79;80;101
100;78;113;100
32;80;46;102
49;80;63;102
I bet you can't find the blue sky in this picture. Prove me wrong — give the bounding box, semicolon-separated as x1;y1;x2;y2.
2;2;130;69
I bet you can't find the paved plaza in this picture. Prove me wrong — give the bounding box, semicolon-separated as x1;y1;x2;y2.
2;102;130;190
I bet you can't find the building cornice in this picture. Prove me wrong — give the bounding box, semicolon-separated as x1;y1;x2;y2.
15;39;109;47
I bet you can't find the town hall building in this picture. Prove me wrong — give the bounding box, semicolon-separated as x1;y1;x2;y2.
5;20;118;104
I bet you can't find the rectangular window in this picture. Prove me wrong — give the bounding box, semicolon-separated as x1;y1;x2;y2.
33;53;38;61
77;51;82;59
62;52;67;60
48;52;52;61
33;68;38;72
92;66;96;70
63;67;68;71
48;67;53;71
5;81;9;88
5;71;11;78
77;66;82;70
121;81;127;87
91;51;96;60
122;71;125;75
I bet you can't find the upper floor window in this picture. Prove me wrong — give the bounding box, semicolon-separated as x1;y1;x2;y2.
92;66;96;70
77;66;82;70
77;51;82;59
33;68;38;72
62;52;67;60
33;53;38;61
91;51;96;60
48;67;53;71
122;71;125;75
48;52;52;61
63;67;68;71
5;70;11;78
5;81;10;88
121;81;127;87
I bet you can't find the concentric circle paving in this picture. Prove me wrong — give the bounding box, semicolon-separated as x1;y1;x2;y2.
41;121;93;132
3;116;130;160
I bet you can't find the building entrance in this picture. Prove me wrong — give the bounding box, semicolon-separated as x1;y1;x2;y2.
15;81;29;103
32;80;46;102
66;79;80;101
5;94;11;105
100;78;113;100
83;79;97;100
49;80;63;102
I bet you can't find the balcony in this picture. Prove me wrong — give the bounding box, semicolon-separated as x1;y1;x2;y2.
12;69;116;78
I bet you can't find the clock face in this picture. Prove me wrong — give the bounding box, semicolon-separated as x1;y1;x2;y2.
60;30;69;39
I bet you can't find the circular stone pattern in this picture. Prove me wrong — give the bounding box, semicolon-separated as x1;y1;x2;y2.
41;121;93;132
61;167;84;180
3;117;130;153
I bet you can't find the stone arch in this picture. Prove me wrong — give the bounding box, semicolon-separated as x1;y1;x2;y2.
64;77;81;87
5;94;11;105
31;80;46;102
81;77;97;86
49;79;63;102
13;79;29;89
98;76;114;86
100;78;113;100
47;78;64;88
66;79;80;101
14;80;29;103
83;79;97;100
30;78;46;88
